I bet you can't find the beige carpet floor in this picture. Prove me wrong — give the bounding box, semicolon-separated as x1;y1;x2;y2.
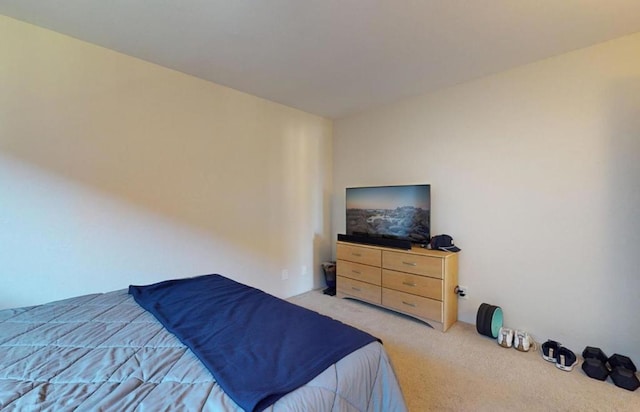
288;290;639;412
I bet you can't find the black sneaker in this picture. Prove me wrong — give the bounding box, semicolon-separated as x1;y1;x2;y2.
542;340;560;362
556;347;578;371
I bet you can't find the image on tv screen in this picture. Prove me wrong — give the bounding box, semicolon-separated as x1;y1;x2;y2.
346;185;430;243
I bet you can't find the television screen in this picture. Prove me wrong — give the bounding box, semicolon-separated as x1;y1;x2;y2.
346;184;430;244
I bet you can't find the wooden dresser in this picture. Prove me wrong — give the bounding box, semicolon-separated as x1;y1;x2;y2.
336;240;459;331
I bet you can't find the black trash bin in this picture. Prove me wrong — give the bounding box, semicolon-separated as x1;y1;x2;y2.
321;261;336;296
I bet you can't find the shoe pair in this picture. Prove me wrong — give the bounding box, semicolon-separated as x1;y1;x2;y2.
542;340;577;371
497;327;532;352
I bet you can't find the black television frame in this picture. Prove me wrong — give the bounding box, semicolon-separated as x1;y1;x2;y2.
343;184;431;249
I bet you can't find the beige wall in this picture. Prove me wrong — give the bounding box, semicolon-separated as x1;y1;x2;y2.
334;33;640;361
0;16;333;308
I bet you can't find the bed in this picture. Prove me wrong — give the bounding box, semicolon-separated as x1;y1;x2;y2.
0;274;407;411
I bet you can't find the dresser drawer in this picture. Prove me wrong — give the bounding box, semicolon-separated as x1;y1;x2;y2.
337;243;381;267
337;276;381;304
383;251;443;278
382;288;443;322
337;260;381;285
382;269;442;300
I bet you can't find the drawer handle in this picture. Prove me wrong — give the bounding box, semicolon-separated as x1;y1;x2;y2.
352;253;362;257
402;261;417;267
351;287;361;292
402;301;416;307
402;281;416;287
352;270;361;274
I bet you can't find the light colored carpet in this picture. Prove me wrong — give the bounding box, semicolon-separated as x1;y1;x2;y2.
288;290;639;412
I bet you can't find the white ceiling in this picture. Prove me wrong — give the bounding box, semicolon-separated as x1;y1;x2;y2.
3;1;640;119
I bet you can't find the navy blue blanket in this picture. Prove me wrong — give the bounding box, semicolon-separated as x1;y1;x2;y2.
129;274;379;412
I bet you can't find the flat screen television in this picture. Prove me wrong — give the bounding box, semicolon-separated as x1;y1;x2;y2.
345;184;431;246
